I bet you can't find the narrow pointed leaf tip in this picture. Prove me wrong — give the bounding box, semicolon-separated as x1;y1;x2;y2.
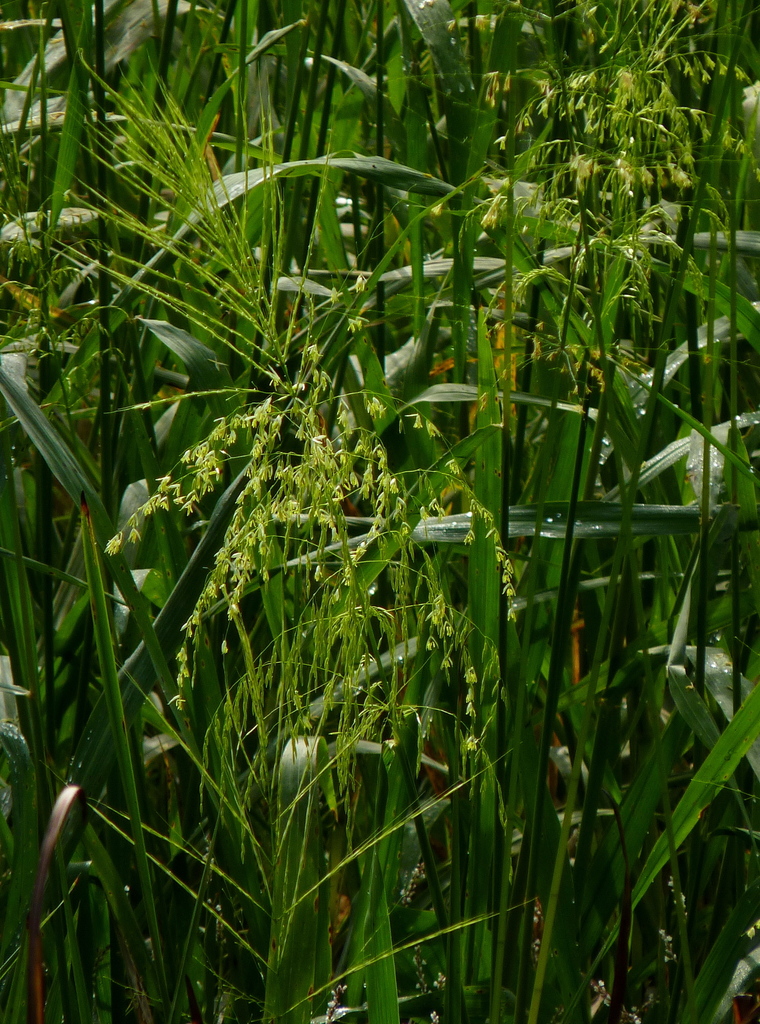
28;786;88;1024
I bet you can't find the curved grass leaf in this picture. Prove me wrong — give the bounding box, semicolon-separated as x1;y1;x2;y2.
681;878;760;1024
140;318;238;418
121;154;453;305
621;373;760;493
50;55;88;229
602;435;691;501
321;55;405;151
693;231;760;257
411;502;706;543
580;712;691;944
668;664;721;749
696;647;760;784
632;679;760;910
0;358;176;702
0;723;37;972
245;21;306;65
401;0;473;100
626;307;760;406
400;382;587;417
214;155;454;206
27;785;86;1024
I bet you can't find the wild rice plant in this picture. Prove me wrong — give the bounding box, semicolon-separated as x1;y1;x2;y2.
2;1;760;1023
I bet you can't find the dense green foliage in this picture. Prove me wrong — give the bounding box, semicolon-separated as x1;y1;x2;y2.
3;0;760;1022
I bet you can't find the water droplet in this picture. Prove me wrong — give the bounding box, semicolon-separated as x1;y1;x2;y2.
458;83;465;93
450;36;457;45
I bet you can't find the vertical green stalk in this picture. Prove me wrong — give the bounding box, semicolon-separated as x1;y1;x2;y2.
54;844;91;1022
635;0;746;480
157;0;181;87
445;699;463;1024
465;310;501;985
278;3;330;324
496;344;569;1003
519;362;589;1024
373;0;386;370
510;245;542;506
280;14;311;164
655;724;698;1024
300;0;347;268
0;428;47;807
80;498;170;1014
92;0;112;519
204;0;240;101
490;10;518;1021
35;6;56;760
397;2;427;342
695;227;718;706
728;49;742;714
234;0;249;173
292;2;328;171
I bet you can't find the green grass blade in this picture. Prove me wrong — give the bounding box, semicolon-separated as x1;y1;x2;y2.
82;823;158;997
365;847;401;1024
49;51;88;229
0;359;177;700
628;679;760;914
79;496;171;1013
681;879;760;1024
140;317;239;419
264;738;330;1024
70;465;248;792
0;723;37;971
